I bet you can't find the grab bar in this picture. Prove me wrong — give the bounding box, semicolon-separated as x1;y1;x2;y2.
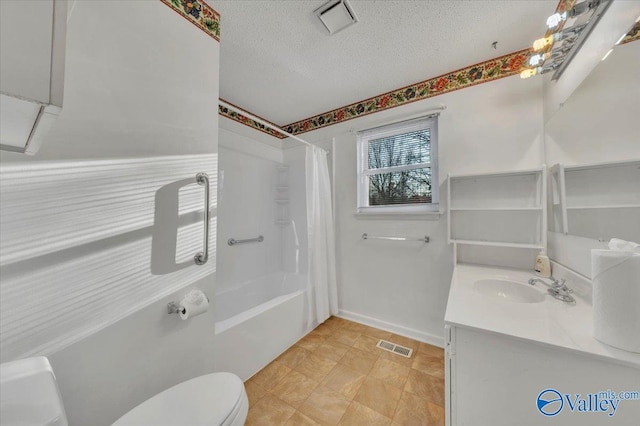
194;172;210;265
362;233;430;243
228;235;264;246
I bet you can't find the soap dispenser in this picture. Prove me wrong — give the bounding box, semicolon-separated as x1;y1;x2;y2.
534;250;551;278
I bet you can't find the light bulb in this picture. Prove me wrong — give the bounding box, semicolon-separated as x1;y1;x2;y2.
546;11;567;29
533;35;554;51
528;53;549;66
520;68;538;79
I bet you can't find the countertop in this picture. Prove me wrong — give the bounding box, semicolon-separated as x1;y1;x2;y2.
444;263;640;369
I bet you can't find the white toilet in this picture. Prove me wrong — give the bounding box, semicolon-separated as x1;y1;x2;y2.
0;357;248;426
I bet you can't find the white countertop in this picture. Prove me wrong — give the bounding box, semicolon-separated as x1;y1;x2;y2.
444;264;640;369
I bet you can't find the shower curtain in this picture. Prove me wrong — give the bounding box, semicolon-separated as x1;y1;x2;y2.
305;145;338;325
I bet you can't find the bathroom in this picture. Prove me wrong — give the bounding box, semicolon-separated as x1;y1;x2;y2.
0;0;638;425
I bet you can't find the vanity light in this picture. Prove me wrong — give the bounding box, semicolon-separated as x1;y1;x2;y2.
532;35;554;51
520;62;560;79
532;24;586;51
520;68;539;79
528;53;549;66
546;1;600;29
528;45;571;67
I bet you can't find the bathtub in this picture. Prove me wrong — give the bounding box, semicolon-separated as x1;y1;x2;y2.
214;273;310;380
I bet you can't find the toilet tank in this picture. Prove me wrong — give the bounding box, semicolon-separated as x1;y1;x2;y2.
0;357;68;426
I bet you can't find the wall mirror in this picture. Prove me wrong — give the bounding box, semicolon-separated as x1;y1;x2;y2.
544;38;640;275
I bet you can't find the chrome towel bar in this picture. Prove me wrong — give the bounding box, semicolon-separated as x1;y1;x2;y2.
194;172;210;265
228;235;264;246
362;233;430;243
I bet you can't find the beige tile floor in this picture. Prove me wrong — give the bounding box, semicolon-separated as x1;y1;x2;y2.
244;316;445;425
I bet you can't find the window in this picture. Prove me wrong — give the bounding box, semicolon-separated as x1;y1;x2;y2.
357;115;438;213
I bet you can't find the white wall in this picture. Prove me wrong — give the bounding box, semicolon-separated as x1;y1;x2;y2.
299;76;544;345
544;42;640;277
217;124;285;295
0;1;219;425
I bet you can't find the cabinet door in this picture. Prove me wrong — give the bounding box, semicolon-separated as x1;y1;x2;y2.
0;0;54;104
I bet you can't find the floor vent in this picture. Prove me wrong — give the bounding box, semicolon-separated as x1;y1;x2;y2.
376;339;413;358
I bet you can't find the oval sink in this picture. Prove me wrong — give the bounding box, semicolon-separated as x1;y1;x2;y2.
474;279;545;303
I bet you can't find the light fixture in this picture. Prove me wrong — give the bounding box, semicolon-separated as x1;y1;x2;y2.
527;45;572;66
314;0;359;35
524;0;616;81
520;62;561;79
546;1;600;29
532;24;587;51
528;53;549;66
601;48;613;61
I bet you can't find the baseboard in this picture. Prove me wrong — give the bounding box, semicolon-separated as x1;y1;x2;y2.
337;309;445;348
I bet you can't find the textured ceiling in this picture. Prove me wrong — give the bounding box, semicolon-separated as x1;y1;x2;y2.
214;0;558;125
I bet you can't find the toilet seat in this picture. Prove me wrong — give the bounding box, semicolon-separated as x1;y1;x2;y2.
112;372;248;426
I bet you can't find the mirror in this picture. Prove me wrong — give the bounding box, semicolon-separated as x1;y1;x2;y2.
544;40;640;275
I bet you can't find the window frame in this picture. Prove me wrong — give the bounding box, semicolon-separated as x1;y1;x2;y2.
356;115;439;214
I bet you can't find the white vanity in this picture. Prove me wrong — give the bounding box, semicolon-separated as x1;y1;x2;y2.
444;263;640;426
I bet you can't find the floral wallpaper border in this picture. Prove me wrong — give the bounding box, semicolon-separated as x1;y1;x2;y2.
218;100;285;139
160;0;220;41
281;49;530;136
620;21;640;45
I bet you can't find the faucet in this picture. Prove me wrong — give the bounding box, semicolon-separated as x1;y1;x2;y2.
528;276;575;303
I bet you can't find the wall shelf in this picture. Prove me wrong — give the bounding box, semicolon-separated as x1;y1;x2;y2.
447;167;547;252
550;160;640;241
566;204;640;210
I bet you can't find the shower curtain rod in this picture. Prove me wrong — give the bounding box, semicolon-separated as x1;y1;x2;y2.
219;99;315;148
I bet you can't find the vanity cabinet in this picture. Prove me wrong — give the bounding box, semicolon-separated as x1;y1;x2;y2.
0;0;67;154
445;325;640;426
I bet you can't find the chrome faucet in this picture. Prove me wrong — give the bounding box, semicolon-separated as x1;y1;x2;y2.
528;277;575;303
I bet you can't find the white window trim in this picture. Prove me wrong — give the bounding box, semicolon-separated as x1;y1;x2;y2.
357;115;439;215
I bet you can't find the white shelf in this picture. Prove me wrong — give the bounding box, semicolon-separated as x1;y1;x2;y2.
563;158;640;171
551;161;640;239
447;167;546;256
566;204;640;210
451;240;543;249
275;199;289;204
275;185;289;191
449;168;542;179
450;207;542;212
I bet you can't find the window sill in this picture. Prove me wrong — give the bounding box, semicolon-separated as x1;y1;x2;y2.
354;210;442;221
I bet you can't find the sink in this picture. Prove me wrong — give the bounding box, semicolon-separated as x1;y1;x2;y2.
474;279;545;303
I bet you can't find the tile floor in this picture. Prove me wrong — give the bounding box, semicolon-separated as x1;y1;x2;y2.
244;316;445;425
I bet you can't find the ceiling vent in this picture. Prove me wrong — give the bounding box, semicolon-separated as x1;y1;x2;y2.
315;0;359;35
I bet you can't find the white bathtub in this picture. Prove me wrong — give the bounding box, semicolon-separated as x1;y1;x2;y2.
214;273;310;380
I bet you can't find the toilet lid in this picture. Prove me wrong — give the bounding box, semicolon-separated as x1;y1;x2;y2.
112;372;244;426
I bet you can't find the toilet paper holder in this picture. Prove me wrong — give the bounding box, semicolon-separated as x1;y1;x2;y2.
167;301;186;315
167;294;211;315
